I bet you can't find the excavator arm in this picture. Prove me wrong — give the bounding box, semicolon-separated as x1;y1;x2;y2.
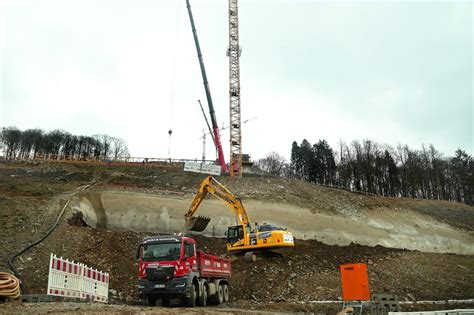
184;176;250;231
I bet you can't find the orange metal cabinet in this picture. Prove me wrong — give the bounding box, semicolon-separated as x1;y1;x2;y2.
339;263;370;301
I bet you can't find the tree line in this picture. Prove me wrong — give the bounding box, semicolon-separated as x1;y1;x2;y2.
0;126;129;161
258;139;473;206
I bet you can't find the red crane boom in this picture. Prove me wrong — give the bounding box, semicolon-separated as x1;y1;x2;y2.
186;0;227;173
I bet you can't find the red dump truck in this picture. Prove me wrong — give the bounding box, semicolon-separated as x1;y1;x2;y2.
137;235;231;307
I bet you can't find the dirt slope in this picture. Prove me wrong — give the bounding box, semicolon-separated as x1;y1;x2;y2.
1;161;473;313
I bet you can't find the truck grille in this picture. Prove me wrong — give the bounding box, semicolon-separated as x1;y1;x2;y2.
145;266;175;281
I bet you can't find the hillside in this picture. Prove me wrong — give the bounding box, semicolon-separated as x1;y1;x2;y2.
0;161;473;313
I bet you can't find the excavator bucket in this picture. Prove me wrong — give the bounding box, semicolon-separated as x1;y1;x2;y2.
185;216;211;232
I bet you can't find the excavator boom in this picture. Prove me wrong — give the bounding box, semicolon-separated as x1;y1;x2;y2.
184;176;249;231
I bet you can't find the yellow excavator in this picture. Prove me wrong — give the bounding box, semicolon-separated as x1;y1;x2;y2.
184;176;294;259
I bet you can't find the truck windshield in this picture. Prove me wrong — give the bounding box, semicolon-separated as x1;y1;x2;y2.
142;243;181;261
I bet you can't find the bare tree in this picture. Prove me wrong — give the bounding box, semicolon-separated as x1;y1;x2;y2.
101;134;114;158
92;134;114;158
1;127;22;159
111;137;129;160
258;152;287;176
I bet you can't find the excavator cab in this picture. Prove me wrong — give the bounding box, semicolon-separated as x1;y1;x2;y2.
226;225;244;246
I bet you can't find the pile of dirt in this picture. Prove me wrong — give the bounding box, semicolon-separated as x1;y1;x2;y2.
13;220;474;312
67;211;88;227
1;161;473;313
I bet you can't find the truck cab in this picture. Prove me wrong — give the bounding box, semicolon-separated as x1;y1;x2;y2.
137;235;198;306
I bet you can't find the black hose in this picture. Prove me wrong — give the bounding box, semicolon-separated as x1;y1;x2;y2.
7;199;71;294
6;182;95;294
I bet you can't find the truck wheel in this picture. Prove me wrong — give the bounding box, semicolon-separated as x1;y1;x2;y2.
216;284;224;304
147;295;157;306
223;284;229;302
197;285;207;307
183;284;197;307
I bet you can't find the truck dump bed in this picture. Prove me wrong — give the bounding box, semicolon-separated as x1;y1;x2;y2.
197;250;231;278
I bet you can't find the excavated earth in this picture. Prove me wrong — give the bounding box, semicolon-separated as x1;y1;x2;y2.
0;161;473;314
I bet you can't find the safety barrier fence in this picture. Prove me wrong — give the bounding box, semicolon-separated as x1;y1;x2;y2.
389;310;474;315
3;153;217;165
47;253;109;303
1;154;225;171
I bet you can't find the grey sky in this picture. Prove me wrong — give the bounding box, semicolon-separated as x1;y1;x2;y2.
0;0;472;162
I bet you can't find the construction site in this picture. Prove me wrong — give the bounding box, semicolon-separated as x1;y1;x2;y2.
1;0;473;314
0;160;473;313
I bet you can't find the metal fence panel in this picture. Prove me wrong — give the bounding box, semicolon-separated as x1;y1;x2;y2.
81;265;109;303
47;253;109;303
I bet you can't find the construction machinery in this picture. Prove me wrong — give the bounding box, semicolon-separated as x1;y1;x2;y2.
227;0;243;177
199;114;257;163
137;234;231;307
184;176;294;259
186;0;227;173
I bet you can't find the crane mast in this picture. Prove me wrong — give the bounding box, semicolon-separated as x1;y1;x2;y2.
227;0;242;177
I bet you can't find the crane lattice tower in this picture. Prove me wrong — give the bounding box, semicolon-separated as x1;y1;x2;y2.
228;0;242;177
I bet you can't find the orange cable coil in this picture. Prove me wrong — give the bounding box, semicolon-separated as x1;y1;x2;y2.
0;272;21;300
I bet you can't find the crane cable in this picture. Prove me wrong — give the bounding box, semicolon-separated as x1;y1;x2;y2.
0;272;21;301
168;0;181;157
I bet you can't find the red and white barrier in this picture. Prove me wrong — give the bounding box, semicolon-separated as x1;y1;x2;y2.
47;253;109;303
81;264;109;302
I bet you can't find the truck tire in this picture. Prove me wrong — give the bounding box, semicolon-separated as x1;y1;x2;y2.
197;285;207;307
147;295;157;306
216;284;224;305
183;284;197;307
223;284;229;302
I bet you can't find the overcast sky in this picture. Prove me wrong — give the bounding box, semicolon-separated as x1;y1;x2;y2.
0;0;472;162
